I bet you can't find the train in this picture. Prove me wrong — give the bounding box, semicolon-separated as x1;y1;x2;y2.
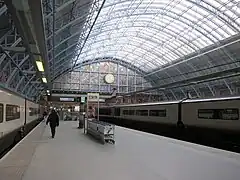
99;96;240;151
0;88;44;156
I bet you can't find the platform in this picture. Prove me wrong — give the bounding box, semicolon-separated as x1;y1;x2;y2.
0;121;240;180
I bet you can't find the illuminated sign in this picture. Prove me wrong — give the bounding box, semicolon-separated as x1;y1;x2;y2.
81;96;85;103
60;97;74;102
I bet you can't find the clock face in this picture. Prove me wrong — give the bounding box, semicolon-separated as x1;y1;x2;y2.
104;74;115;84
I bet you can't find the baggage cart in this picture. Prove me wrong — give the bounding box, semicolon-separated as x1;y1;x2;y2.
87;120;115;144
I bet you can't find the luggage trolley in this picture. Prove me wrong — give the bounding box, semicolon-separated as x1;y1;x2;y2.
101;121;115;144
84;93;116;144
87;120;115;144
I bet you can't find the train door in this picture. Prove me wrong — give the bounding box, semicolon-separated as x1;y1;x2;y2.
114;108;120;117
177;100;186;129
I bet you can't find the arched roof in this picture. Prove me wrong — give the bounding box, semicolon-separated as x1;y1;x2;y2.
2;0;240;100
52;57;148;81
73;0;240;72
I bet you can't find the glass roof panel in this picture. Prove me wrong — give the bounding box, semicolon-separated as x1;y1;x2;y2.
74;0;240;72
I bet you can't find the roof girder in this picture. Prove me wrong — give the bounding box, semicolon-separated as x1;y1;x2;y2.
53;57;147;80
145;35;240;77
75;1;239;73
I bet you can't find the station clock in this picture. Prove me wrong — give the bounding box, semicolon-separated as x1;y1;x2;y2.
104;74;115;84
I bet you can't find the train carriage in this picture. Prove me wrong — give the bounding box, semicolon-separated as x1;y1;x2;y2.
117;101;180;124
99;96;240;152
0;88;43;155
182;97;240;131
0;89;25;137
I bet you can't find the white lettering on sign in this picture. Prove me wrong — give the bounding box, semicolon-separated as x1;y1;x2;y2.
60;97;74;102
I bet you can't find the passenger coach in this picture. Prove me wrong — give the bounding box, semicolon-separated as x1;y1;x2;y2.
0;88;43;155
99;96;240;150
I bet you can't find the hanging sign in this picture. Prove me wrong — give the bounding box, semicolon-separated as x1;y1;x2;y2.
81;96;86;103
87;93;99;102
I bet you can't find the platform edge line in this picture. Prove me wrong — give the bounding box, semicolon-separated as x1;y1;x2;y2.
0;121;44;162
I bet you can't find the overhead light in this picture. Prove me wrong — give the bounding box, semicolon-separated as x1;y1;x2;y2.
46;90;50;93
36;61;44;72
42;77;47;83
190;82;198;84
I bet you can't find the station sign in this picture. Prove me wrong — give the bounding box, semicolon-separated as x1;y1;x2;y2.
87;93;99;102
81;96;86;103
60;97;75;102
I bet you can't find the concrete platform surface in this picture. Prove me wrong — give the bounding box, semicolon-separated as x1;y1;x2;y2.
0;122;45;180
2;121;240;180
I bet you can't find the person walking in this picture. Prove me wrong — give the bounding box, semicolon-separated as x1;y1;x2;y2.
46;109;59;138
88;106;96;119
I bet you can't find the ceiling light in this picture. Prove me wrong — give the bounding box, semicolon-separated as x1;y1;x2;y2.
36;61;44;72
42;77;47;83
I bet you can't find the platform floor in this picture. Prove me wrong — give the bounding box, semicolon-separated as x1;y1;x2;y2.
1;121;240;180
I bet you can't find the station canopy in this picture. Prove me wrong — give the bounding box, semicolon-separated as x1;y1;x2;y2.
1;0;240;101
74;0;240;72
48;0;240;99
47;0;240;99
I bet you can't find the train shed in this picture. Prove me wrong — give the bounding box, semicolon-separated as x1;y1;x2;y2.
0;0;240;179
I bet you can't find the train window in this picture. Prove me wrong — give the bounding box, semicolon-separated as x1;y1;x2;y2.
149;110;166;117
0;104;3;123
123;110;129;115
129;110;135;115
221;109;239;120
6;104;20;121
99;108;111;115
114;108;120;116
136;110;148;116
198;109;214;119
123;110;135;115
29;108;39;116
198;109;239;120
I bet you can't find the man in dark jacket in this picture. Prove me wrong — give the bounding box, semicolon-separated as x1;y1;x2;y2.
46;109;59;138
